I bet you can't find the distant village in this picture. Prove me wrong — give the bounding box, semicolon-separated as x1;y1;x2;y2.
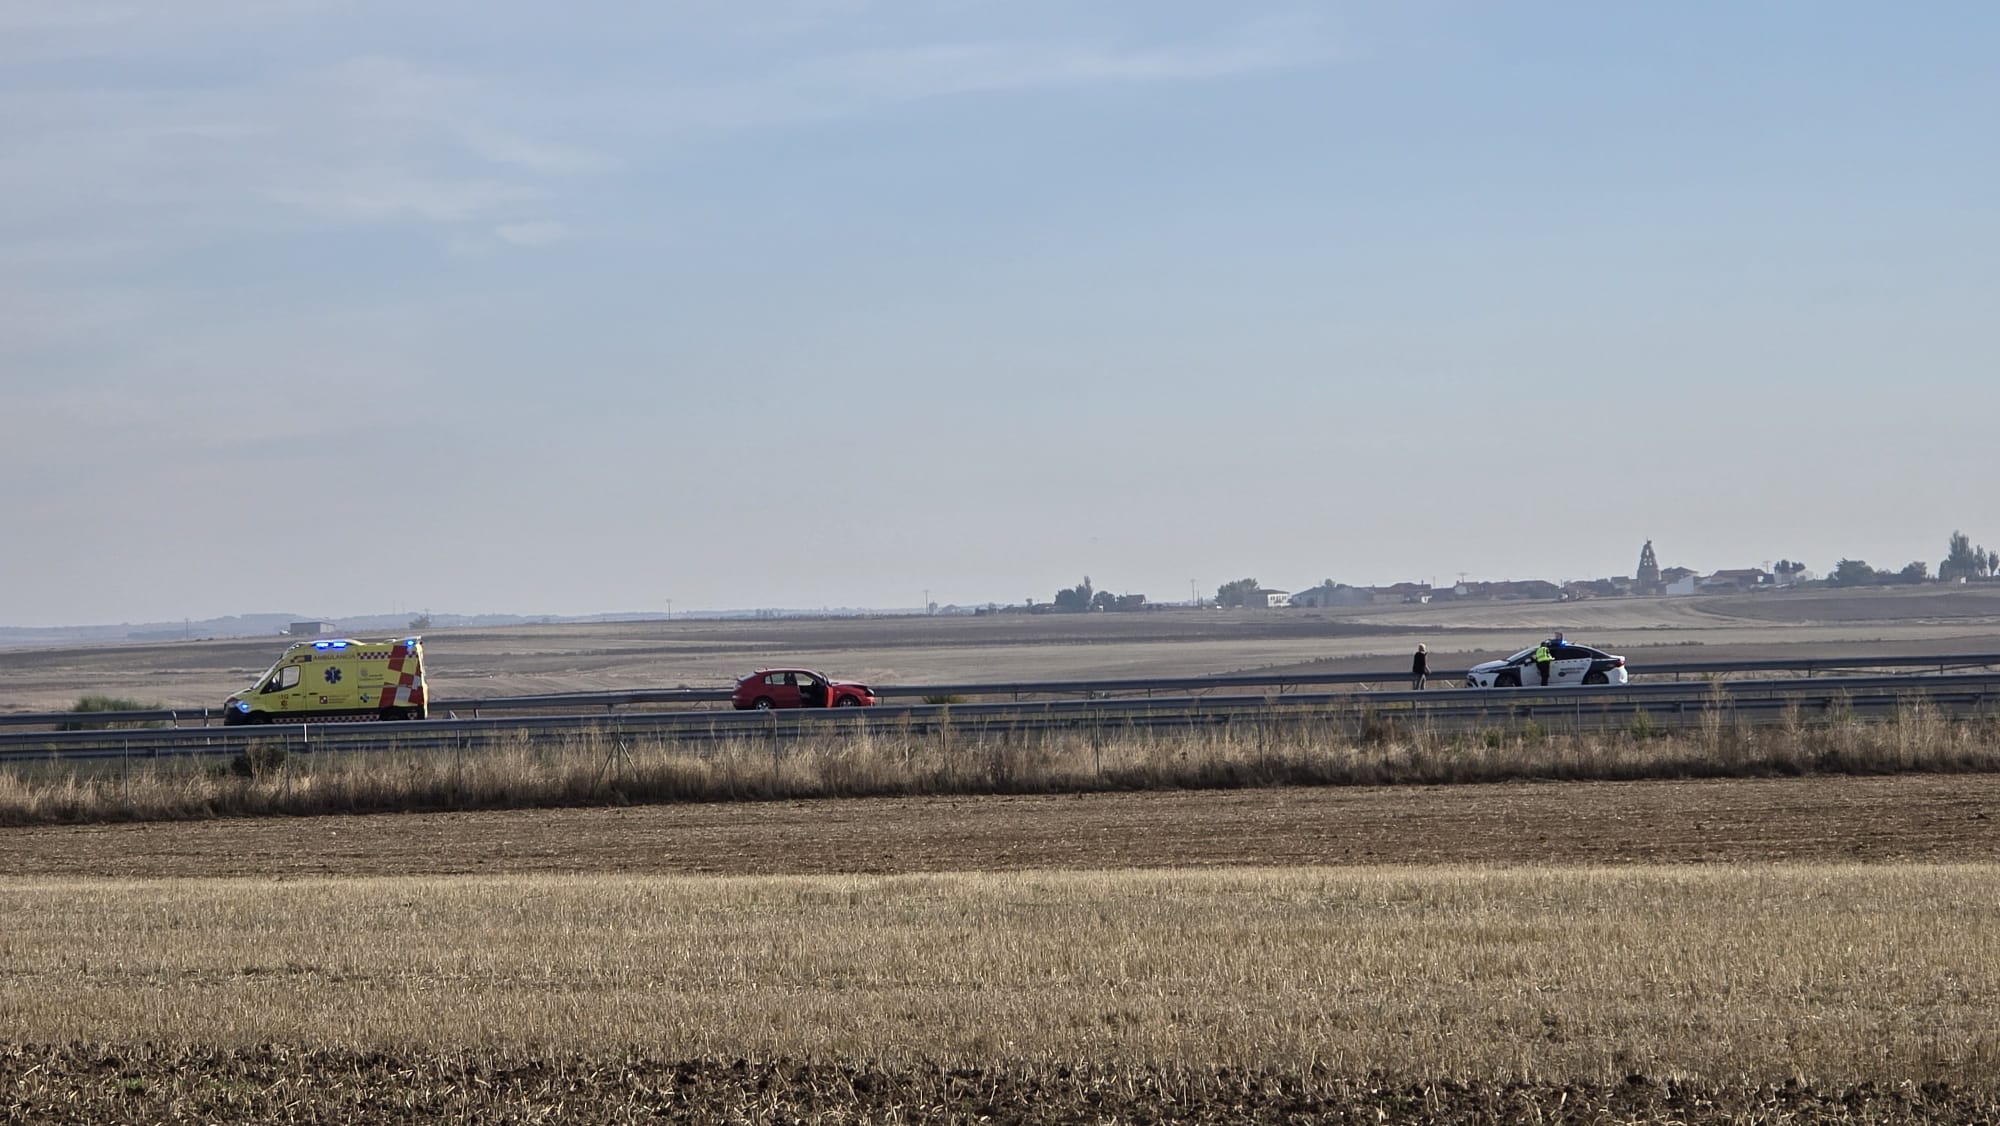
1262;541;1802;610
992;534;2000;615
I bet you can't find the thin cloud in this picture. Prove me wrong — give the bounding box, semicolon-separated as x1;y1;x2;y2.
268;173;543;224
637;15;1335;133
801;31;1325;100
496;220;568;246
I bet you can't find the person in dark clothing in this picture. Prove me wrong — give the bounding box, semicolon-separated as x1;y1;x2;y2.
1533;641;1554;686
1411;644;1429;690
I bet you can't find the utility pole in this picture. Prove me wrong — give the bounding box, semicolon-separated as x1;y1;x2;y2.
666;598;672;622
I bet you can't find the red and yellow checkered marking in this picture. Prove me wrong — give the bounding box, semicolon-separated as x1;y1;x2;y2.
376;641;426;710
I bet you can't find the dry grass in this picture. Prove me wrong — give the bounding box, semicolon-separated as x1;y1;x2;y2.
0;865;1994;1088
2;704;1997;826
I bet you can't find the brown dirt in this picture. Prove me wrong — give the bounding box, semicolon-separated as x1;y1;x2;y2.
4;1044;1992;1125
6;773;1996;879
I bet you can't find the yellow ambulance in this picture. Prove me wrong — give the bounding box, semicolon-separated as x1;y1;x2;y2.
223;637;428;725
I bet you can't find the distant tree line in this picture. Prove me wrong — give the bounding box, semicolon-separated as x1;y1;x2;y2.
1827;530;1997;588
1052;576;1102;612
1940;531;1999;582
1049;577;1147;612
1215;578;1261;608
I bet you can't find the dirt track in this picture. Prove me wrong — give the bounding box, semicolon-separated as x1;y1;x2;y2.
6;774;1996;879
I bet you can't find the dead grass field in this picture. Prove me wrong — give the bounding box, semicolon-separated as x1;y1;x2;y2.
1;865;1995;1076
5;697;1999;827
4;775;1998;1121
1;863;1996;1120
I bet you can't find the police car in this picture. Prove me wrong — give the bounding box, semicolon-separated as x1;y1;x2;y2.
1465;640;1628;688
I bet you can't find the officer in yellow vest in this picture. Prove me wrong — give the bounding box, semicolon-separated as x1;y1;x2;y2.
1533;641;1554;686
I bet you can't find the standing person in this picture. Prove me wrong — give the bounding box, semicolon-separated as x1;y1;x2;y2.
1411;644;1429;690
1533;640;1554;686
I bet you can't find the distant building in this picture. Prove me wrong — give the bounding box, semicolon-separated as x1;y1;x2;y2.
1244;589;1291;609
1636;540;1662;592
1659;566;1698;596
1369;582;1433;605
287;620;335;637
1289;583;1373;609
1700;568;1773;593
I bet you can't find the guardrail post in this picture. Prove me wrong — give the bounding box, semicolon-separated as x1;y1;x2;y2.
768;710;781;780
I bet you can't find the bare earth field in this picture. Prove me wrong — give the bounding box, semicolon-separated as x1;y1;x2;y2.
4;774;1997;879
4;585;2000;713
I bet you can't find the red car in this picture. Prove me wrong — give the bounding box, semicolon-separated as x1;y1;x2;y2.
732;668;878;710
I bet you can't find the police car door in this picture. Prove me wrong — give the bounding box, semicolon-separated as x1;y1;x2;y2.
1548;646;1589;686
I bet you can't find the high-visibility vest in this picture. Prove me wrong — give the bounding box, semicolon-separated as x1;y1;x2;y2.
1534;646;1552;662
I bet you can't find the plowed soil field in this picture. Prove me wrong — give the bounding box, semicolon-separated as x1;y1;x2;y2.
6;773;1996;879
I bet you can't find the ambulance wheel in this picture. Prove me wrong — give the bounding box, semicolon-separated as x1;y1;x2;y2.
752;697;775;710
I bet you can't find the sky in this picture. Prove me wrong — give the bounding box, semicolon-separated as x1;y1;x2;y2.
3;1;1996;626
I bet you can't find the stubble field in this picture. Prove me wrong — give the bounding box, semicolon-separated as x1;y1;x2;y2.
5;588;2000;1120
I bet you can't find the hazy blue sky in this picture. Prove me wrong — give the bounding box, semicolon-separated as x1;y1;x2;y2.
4;1;1995;626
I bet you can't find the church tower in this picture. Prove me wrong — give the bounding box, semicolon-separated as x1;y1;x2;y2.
1636;540;1661;589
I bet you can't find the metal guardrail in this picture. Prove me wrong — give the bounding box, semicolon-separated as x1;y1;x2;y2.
863;652;2000;700
5;672;1997;763
5;652;1998;731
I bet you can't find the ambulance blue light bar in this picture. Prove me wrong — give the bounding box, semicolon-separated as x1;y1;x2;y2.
313;641;350;650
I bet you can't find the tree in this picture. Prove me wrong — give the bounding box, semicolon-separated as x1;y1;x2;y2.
1828;559;1877;587
1895;561;1930;584
1941;531;1983;582
408;613;432;630
1091;589;1118;612
1215;578;1260;608
1053;576;1094;612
